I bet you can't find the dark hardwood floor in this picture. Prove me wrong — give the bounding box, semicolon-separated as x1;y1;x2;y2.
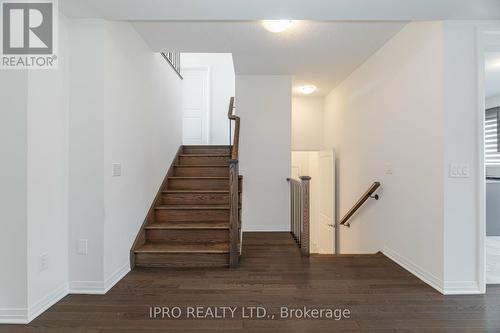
2;232;500;332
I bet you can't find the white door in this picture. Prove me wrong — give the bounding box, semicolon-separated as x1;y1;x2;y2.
317;150;336;254
182;68;209;144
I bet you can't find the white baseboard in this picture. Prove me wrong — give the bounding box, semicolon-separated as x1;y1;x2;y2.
69;263;130;294
0;283;69;324
443;280;482;295
104;263;130;293
242;225;290;232
28;283;69;322
382;247;444;294
0;308;28;324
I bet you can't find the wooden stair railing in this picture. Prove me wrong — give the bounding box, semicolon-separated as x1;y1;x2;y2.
339;182;381;227
287;176;311;256
227;97;241;267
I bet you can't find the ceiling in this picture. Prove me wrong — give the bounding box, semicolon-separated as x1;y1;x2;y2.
59;0;500;97
60;0;500;20
486;53;500;99
133;21;406;96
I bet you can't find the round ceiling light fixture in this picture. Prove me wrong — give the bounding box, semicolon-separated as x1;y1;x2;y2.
262;20;294;33
299;85;317;95
492;59;500;69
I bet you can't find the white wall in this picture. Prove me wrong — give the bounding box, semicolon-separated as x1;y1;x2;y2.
292;97;324;151
1;15;183;323
181;53;235;144
441;21;500;294
0;12;71;323
323;22;445;289
26;13;70;318
236;75;292;231
68;19;183;291
68;19;106;288
102;21;183;280
442;21;479;293
487;93;500;109
0;71;28;322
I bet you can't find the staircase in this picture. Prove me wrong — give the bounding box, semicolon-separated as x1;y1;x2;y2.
131;145;241;268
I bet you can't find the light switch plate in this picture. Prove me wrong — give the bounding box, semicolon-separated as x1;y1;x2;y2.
39;252;49;271
112;163;121;177
77;239;88;255
385;163;393;175
449;163;470;178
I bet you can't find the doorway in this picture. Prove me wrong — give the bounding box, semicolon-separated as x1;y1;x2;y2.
291;150;336;254
484;51;500;285
181;67;210;144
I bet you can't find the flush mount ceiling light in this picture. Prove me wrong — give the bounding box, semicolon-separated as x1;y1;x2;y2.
299;85;317;95
486;56;500;70
262;20;294;33
491;59;500;69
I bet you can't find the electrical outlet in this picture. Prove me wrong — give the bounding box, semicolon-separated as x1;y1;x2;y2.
449;163;470;178
112;163;121;177
77;239;88;255
39;253;49;272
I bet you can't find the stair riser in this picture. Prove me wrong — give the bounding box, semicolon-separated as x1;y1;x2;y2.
183;147;231;155
179;156;230;165
135;253;229;268
169;178;229;190
162;193;230;205
156;209;229;222
174;166;228;177
146;229;229;243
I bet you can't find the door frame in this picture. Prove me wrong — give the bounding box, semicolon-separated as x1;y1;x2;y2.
476;27;500;293
181;66;211;144
318;149;336;254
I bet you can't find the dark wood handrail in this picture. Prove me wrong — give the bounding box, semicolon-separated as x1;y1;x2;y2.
228;97;241;267
227;97;240;160
339;182;381;227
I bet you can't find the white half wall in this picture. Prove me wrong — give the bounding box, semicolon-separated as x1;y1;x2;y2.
323;22;445;290
292;97;324;151
236;75;292;231
181;53;235;145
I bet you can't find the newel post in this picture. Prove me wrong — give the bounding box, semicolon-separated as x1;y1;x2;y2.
299;176;311;256
229;159;240;267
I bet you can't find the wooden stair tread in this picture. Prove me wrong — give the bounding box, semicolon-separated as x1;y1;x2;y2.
162;190;229;193
182;145;229;148
174;165;228;167
145;221;229;230
168;176;229;179
179;154;230;157
155;205;229;210
135;242;229;254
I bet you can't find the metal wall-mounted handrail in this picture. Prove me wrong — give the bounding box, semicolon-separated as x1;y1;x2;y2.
339;182;381;227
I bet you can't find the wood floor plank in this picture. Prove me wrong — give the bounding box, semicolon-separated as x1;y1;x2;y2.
1;232;500;333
